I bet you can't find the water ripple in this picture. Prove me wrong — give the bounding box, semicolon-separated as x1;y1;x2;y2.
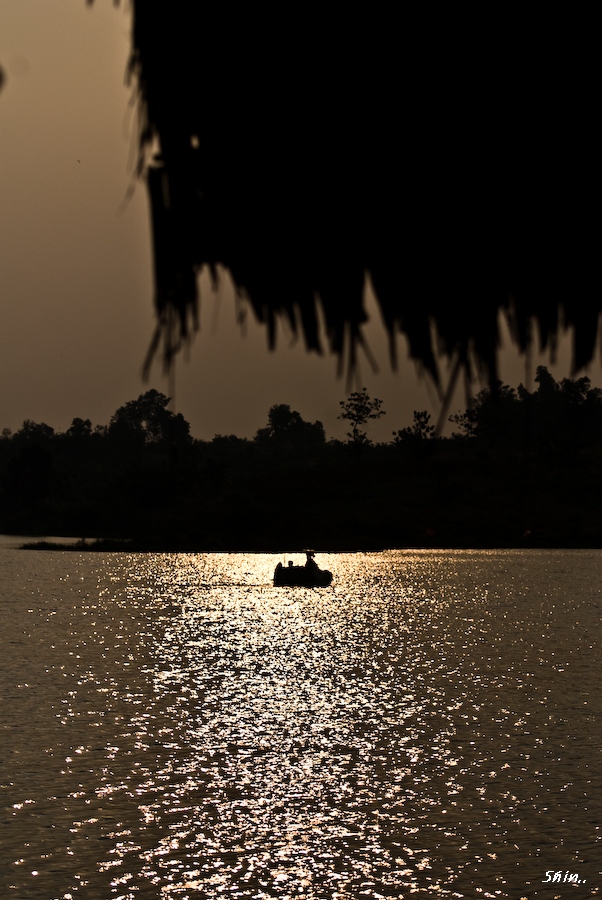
1;549;600;898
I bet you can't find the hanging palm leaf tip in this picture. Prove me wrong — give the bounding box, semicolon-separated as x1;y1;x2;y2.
94;2;600;383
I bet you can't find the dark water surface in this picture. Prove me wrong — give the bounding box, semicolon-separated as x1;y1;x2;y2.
1;549;600;898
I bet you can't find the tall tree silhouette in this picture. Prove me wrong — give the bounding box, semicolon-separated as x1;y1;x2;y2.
338;389;385;446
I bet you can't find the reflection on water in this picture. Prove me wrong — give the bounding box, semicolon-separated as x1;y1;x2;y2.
1;550;600;898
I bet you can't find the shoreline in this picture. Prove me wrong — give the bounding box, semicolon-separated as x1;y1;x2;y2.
16;538;602;553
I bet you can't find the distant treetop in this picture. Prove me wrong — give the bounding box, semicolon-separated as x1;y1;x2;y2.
449;367;602;447
109;390;191;446
255;405;325;446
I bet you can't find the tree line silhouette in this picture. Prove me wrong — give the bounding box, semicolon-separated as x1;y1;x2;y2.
2;368;602;549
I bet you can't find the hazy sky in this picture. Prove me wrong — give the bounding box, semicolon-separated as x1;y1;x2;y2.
0;2;596;443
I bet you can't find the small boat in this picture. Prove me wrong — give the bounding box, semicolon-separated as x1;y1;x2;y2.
274;552;333;587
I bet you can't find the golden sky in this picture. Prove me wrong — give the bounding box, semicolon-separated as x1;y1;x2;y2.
0;1;590;442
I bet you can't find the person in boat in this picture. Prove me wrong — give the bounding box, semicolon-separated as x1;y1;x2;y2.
305;550;319;572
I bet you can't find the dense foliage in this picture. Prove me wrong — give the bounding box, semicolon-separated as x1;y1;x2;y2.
2;371;602;549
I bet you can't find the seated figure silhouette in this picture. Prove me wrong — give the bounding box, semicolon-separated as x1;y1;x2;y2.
305;551;318;571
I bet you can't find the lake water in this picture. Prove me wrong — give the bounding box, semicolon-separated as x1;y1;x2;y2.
1;549;600;899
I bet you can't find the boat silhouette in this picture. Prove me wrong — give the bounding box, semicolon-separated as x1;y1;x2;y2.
274;551;333;587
